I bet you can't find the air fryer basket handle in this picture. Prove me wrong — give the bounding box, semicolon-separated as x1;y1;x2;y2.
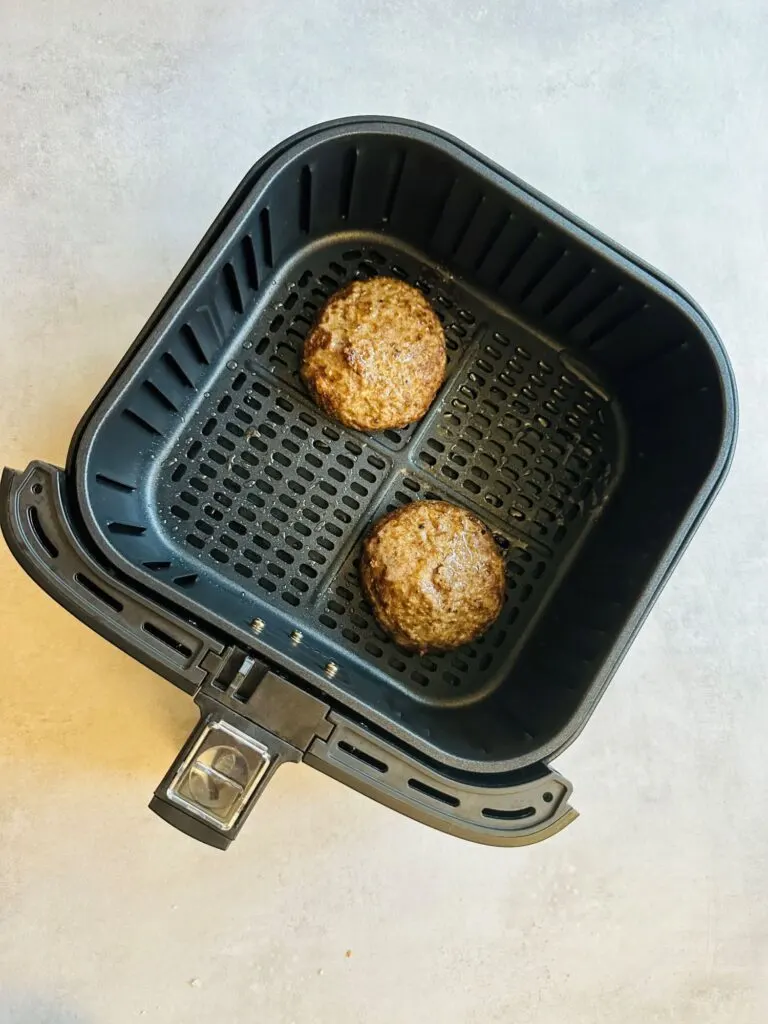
150;699;300;850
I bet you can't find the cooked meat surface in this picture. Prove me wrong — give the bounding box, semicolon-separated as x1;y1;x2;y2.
300;276;446;432
360;500;506;653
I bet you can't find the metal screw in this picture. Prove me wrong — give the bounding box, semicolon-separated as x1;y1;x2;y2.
250;618;265;635
290;629;303;644
324;661;338;679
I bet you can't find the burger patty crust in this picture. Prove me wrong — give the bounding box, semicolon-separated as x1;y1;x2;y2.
360;500;506;654
300;276;446;432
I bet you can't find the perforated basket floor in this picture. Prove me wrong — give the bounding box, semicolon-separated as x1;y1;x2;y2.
153;241;622;708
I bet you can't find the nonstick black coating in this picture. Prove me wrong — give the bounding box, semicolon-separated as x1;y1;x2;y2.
153;238;623;707
73;120;736;771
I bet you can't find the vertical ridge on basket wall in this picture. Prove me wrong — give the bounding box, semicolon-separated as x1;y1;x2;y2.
381;149;406;225
121;400;166;438
430;177;483;259
304;146;355;235
339;147;358;220
222;261;245;318
259;208;273;268
387;144;454;246
494;226;538;291
216;225;264;332
536;257;593;318
258;160;305;270
583;298;649;355
518;247;568;305
241;233;259;290
518;249;576;314
499;233;561;304
346;141;401;228
567;285;636;349
299;164;313;235
179;322;210;366
161;350;195;389
454;197;512;273
473;212;514;276
141;379;179;414
451;194;486;258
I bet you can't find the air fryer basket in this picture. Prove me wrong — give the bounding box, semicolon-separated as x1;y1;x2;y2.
2;118;736;848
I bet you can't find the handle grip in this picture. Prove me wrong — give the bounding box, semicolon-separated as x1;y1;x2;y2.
150;684;308;849
150;710;294;849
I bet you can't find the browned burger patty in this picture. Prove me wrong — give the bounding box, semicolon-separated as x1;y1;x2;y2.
300;276;446;432
360;500;506;654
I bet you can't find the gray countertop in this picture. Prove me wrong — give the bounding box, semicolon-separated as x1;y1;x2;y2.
1;2;766;1021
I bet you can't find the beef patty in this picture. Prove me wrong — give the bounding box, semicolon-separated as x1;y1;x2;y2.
360;500;506;654
300;276;446;432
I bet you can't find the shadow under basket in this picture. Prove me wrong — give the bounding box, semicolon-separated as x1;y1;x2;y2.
1;118;736;849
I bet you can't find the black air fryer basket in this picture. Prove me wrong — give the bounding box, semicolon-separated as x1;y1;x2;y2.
2;118;736;848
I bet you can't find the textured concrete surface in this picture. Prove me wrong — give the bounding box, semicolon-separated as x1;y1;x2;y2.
1;2;766;1021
